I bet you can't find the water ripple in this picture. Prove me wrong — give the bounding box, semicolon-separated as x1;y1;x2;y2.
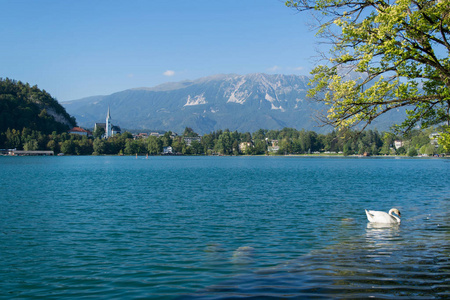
1;156;449;299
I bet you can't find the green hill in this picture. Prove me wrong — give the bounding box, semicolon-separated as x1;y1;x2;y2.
0;78;76;134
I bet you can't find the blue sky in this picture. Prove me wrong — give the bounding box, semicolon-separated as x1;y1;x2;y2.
1;0;319;101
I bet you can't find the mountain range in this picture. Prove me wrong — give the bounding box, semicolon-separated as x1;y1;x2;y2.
61;73;405;134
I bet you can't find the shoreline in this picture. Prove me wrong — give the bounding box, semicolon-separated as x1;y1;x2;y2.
2;153;448;158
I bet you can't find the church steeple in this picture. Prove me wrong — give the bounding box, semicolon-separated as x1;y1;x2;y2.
106;106;112;138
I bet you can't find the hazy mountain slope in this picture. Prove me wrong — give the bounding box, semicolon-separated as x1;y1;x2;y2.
62;73;405;134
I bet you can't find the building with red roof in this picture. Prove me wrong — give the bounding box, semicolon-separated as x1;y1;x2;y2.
68;127;92;136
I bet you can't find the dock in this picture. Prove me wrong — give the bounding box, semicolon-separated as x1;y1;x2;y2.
7;150;54;156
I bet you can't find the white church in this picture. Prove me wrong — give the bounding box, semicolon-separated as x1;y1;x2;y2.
94;106;121;138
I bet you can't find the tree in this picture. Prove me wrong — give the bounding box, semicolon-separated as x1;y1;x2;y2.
253;129;267;140
286;0;450;133
183;127;199;137
343;142;351;156
93;138;107;155
190;140;203;155
201;133;215;153
438;126;450;152
419;143;436;155
76;137;94;155
60;140;75;155
5;128;22;149
253;139;267;155
23;139;38;151
215;131;233;155
278;138;293;155
46;140;59;153
93;126;105;139
396;146;406;155
124;139;141;155
147;136;162;155
408;147;418;157
162;131;173;147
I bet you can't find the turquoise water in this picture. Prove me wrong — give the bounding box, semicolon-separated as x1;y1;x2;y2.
0;156;448;299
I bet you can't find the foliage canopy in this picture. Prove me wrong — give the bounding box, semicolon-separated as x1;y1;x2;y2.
286;0;450;132
1;125;444;156
0;78;76;134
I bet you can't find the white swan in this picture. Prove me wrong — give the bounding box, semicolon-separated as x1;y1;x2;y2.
365;208;401;224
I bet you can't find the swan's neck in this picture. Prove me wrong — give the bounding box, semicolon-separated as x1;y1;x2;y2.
389;209;401;223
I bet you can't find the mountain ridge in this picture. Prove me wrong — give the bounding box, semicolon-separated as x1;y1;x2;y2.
62;73;405;134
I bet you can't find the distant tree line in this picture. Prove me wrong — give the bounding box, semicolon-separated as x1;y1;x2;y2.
1;126;447;157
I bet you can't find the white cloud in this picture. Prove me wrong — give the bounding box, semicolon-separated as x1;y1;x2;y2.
267;65;280;72
163;70;175;76
294;66;304;71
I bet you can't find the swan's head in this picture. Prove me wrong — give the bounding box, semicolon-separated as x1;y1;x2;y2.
390;208;401;217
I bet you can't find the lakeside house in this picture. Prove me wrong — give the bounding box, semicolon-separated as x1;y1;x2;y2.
394;140;403;148
429;133;441;147
267;139;279;153
163;146;173;154
68;126;92;137
239;142;252;153
184;137;201;146
135;133;148;139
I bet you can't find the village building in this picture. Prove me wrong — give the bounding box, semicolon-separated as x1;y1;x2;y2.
163;146;173;154
267;139;279;153
239;142;252;153
394;140;404;149
429;133;441;147
93;122;106;134
135;133;148;139
94;106;121;138
111;125;121;136
183;136;201;146
68;126;92;136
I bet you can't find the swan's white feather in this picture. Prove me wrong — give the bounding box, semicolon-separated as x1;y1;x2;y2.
365;209;401;224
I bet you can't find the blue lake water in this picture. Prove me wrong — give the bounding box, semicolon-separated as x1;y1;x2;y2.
0;156;449;299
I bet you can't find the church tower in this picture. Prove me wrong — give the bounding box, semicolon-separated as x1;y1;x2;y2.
106;106;112;138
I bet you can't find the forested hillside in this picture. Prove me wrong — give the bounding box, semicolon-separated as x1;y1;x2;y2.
0;78;76;134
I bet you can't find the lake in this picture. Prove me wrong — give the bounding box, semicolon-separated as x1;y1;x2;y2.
0;156;448;299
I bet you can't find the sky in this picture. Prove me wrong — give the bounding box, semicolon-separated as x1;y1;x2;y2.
1;0;320;101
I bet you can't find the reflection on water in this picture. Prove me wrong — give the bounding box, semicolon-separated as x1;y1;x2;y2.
366;222;400;230
187;213;449;299
365;222;401;247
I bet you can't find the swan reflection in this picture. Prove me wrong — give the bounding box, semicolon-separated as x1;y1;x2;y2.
366;222;400;230
365;222;401;251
